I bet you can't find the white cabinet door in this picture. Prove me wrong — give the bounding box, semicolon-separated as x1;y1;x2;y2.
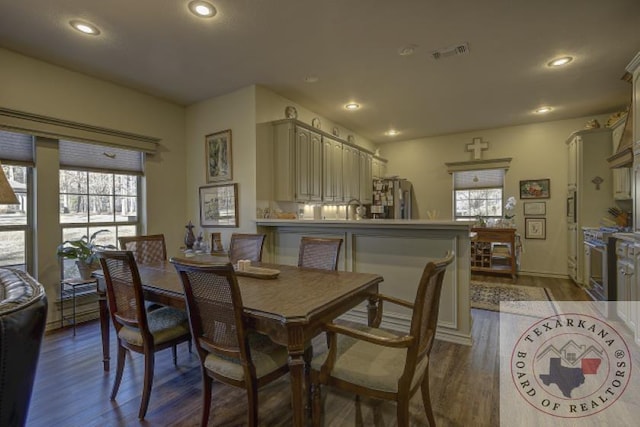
568;223;578;281
613;168;632;200
359;151;372;203
322;137;343;203
295;125;322;202
342;145;359;201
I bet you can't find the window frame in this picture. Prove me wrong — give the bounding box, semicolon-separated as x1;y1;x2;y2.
0;164;34;271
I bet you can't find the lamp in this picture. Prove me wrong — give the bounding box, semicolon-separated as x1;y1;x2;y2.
0;161;19;205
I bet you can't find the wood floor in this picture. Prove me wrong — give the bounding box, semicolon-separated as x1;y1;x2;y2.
26;274;590;426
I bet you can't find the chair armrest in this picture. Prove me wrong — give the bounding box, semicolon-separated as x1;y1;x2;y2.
376;293;414;310
369;293;414;327
324;323;413;349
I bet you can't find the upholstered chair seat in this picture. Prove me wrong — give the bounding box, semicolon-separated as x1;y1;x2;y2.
117;306;189;347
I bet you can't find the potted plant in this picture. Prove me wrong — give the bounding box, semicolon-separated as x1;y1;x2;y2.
56;229;117;279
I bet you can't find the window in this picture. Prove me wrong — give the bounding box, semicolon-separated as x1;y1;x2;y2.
59;140;143;278
454;169;504;220
0;130;34;271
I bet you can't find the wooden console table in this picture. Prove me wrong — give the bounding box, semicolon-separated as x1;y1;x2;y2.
470;227;518;279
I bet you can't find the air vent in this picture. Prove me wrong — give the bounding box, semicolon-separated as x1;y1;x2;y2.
431;42;470;60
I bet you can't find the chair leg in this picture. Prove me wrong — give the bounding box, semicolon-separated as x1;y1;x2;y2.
138;351;155;419
246;380;259;427
172;345;177;365
111;344;126;400
355;394;363;427
200;372;213;427
311;380;322;427
396;398;410;427
421;371;436;427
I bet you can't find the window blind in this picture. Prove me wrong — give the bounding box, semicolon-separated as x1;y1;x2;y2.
454;168;504;189
0;129;34;166
59;140;144;175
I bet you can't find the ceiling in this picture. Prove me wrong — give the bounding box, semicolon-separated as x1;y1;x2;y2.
1;0;639;143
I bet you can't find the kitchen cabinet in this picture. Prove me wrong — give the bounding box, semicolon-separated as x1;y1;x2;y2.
273;121;322;202
565;128;614;285
372;157;387;179
616;240;636;332
359;151;373;204
610;116;632;200
342;144;360;201
567;223;578;282
626;52;640;232
322;136;343;203
470;227;518;279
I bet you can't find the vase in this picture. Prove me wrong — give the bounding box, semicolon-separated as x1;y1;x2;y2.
184;221;196;249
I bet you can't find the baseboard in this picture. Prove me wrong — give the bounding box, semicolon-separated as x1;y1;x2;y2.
517;270;570;279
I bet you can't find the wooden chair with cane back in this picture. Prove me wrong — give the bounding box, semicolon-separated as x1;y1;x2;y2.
228;233;266;265
297;237;343;270
97;250;191;420
171;260;290;426
310;252;455;427
118;234;167;264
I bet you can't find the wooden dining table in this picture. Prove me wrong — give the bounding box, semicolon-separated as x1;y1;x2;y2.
94;255;383;426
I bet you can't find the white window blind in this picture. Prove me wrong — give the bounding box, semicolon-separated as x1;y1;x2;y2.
0;129;34;166
454;169;504;189
59;140;144;175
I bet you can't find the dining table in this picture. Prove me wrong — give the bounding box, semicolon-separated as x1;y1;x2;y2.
93;254;383;427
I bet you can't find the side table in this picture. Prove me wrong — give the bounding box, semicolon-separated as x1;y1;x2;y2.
60;277;98;336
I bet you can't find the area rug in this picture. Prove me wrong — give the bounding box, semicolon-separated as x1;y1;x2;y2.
471;281;555;318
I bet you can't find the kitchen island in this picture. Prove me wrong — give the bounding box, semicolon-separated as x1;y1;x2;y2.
256;219;473;345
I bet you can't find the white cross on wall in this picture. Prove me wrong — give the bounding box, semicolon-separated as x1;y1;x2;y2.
466;137;489;160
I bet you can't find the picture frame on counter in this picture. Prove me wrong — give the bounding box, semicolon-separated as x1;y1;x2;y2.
525;217;546;239
523;201;546;216
199;183;238;228
205;129;232;182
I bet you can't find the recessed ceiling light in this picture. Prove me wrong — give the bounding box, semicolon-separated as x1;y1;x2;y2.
345;103;360;110
535;106;553;114
304;75;319;83
69;20;100;35
385;129;400;136
547;56;573;67
188;1;217;18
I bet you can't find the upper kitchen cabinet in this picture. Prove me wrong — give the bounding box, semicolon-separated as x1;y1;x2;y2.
372;157;387;179
359;151;373;204
342;144;360;202
626;52;640;231
322;136;343;203
273;120;322;202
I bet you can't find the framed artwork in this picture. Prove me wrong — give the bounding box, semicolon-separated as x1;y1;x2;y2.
205;129;232;182
199;183;238;228
523;201;546;216
519;179;550;199
525;218;546;239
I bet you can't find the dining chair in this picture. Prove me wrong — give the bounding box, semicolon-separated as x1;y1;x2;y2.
310;251;455;427
118;234;167;264
97;250;191;420
171;260;290;427
297;237;343;270
228;233;266;264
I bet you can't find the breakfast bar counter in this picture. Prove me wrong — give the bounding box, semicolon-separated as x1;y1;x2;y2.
256;219;473;345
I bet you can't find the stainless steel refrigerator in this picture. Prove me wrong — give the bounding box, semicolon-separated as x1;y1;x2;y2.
370;178;413;219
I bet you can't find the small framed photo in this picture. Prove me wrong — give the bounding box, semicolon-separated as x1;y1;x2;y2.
525;218;546;239
205;129;232;182
519;179;550;199
199;183;238;228
523;201;546;216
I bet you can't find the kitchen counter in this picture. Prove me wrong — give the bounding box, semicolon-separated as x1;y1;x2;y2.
256;218;473;345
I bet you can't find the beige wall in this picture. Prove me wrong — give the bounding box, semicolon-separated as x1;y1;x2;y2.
0;48;186;323
378;114;612;276
185;86;257;248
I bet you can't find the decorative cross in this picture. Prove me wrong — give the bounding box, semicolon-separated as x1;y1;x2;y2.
466;137;489;160
591;176;603;190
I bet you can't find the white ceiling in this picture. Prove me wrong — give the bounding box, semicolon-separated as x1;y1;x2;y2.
0;0;639;143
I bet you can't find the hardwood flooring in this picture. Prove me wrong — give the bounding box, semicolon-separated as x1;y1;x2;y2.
26;274;590;426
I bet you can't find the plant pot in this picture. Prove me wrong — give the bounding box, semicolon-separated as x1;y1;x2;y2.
76;261;101;280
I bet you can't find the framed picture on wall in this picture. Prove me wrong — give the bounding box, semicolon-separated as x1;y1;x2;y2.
199;183;238;227
205;129;232;182
525;218;546;239
523;201;546;216
519;179;550;199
